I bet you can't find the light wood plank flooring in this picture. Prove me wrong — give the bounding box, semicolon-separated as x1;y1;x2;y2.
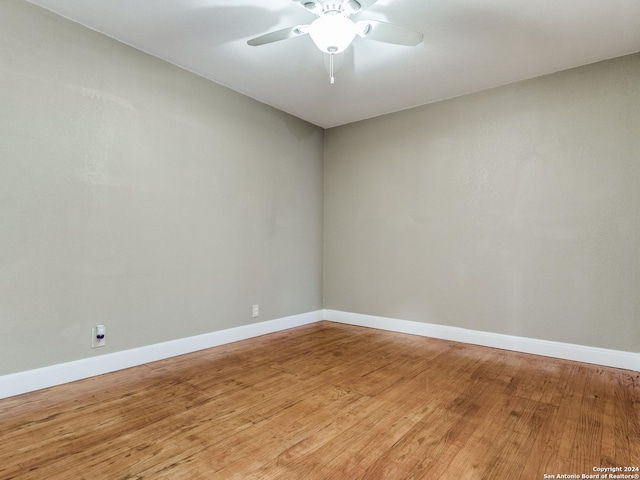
1;321;638;479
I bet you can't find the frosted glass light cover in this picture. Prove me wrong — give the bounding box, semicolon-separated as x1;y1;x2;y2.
309;15;357;53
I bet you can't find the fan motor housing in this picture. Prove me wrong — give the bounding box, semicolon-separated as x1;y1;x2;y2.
309;0;362;15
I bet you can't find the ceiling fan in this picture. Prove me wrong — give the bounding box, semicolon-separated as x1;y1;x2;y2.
247;0;423;84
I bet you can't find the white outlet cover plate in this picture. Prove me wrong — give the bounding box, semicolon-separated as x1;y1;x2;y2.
92;326;106;348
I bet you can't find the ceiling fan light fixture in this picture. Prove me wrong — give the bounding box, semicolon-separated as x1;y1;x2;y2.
308;15;357;53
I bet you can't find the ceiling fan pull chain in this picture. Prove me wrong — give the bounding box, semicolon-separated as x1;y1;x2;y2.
330;52;335;84
328;46;337;84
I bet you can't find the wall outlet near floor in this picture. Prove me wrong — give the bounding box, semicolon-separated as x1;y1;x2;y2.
92;325;106;348
252;304;259;318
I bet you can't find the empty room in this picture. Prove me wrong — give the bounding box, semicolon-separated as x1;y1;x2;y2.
1;0;639;478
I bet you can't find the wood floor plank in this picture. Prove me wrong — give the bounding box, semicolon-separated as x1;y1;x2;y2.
1;321;638;479
186;385;363;479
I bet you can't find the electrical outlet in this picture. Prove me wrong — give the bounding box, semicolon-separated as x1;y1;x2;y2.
252;304;259;318
92;325;106;348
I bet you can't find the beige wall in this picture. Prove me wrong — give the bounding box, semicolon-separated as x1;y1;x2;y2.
325;53;640;352
2;1;638;377
0;1;324;374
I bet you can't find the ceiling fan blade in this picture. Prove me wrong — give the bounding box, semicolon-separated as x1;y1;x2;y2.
357;20;423;46
247;26;309;46
353;0;379;12
291;0;321;14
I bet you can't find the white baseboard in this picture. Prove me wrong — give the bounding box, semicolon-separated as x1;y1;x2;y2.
323;310;640;372
3;309;637;400
0;310;323;400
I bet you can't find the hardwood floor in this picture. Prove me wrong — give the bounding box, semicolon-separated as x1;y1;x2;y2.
1;321;638;479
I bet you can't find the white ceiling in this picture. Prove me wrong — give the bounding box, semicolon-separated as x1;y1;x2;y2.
27;0;640;128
